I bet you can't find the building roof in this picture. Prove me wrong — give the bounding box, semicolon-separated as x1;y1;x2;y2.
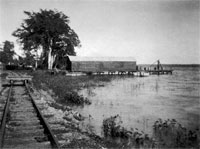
68;56;136;62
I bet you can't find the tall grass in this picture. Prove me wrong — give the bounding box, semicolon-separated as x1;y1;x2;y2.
27;70;113;106
153;118;199;148
102;115;200;148
102;115;155;148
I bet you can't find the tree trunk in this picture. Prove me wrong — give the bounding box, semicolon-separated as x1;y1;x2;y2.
35;60;38;68
48;47;52;69
48;50;56;69
52;55;56;69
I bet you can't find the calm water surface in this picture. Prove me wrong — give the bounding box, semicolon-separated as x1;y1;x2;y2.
76;67;200;136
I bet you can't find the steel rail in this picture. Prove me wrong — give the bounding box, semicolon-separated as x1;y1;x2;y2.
0;87;7;96
0;85;12;148
0;71;59;148
25;82;60;148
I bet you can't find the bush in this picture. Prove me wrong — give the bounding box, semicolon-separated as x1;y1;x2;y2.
27;70;103;106
153;118;199;148
5;65;18;70
102;116;200;148
64;91;91;106
102;115;155;148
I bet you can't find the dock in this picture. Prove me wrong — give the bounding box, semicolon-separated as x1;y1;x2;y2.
142;60;173;75
147;70;173;75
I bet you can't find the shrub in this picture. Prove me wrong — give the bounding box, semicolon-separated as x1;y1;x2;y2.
153;118;199;148
64;91;91;106
102;115;155;148
27;70;98;106
102;116;200;148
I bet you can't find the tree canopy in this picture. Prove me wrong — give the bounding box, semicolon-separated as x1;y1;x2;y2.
13;9;81;69
0;41;15;64
18;51;36;67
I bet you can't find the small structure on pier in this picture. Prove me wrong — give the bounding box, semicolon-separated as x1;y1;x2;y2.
146;60;173;75
66;56;137;73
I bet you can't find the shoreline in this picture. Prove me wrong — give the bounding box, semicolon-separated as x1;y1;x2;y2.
1;70;199;148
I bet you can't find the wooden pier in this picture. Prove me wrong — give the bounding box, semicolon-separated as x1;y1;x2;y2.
144;60;173;75
147;70;173;75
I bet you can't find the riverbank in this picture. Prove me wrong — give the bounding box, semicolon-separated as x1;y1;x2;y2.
21;70;119;148
8;70;199;148
29;70;113;106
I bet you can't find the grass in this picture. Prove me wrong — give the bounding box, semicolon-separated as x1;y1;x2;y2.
102;115;200;148
24;70;113;106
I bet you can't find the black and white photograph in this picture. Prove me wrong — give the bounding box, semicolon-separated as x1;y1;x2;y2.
0;0;199;148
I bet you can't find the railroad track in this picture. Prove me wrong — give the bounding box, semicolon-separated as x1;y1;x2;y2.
0;72;59;148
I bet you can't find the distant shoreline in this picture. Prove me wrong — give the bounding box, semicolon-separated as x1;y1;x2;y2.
138;64;200;67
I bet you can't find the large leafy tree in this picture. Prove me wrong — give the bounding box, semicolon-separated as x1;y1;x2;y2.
13;9;81;69
18;51;36;67
0;41;15;64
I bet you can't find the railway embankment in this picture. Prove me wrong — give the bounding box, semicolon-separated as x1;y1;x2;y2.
26;70;113;148
28;86;105;148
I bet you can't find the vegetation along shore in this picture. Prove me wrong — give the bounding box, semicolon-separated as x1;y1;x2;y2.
12;70;199;148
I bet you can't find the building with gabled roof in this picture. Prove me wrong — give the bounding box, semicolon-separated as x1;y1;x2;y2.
66;56;136;72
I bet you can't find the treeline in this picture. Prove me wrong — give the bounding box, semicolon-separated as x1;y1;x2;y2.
0;9;81;70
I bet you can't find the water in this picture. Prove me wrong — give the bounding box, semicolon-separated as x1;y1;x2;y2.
77;66;200;137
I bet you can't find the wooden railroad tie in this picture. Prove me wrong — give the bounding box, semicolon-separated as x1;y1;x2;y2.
6;75;33;85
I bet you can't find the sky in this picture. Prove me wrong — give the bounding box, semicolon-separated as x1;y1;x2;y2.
0;0;199;64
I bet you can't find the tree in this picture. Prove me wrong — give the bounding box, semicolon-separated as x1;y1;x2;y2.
18;51;36;67
0;41;15;64
13;9;81;69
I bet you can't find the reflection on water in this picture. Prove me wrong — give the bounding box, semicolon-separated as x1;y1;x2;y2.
76;67;200;137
